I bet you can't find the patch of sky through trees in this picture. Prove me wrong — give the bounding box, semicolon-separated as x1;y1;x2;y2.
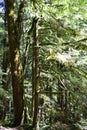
0;0;4;14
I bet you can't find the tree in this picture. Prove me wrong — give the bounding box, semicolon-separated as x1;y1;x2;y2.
5;0;25;126
32;17;39;130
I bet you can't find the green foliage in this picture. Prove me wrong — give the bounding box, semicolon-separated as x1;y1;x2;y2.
0;0;87;129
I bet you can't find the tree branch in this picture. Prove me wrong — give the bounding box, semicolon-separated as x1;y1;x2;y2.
63;38;87;45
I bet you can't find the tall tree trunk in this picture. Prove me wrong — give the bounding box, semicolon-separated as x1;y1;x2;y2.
5;0;24;126
32;17;39;130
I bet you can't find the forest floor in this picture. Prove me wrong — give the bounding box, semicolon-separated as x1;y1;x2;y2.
0;126;87;130
0;124;87;130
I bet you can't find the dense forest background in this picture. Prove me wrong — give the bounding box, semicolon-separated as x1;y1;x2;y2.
0;0;87;130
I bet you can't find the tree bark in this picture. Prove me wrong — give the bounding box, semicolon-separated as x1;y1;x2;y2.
5;0;24;126
32;17;39;130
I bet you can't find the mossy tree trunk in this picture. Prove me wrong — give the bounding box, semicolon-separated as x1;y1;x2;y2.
5;0;25;126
